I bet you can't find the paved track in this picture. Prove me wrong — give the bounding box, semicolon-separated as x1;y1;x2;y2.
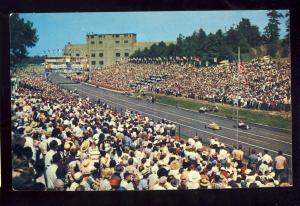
49;73;292;166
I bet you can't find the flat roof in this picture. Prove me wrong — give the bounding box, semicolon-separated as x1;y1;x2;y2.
87;33;136;36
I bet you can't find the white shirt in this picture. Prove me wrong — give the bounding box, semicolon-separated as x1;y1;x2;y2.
153;184;167;190
46;137;62;146
262;154;273;164
45;150;57;168
195;141;202;150
148;173;158;190
45;164;58;189
24;136;36;161
120;180;134;190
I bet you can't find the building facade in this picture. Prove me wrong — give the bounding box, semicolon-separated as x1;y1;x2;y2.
64;33;174;68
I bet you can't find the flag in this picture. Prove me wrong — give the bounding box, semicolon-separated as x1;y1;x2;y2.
239;62;245;74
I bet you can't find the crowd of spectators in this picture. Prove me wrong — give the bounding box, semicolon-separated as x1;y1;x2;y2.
84;58;290;111
11;74;290;191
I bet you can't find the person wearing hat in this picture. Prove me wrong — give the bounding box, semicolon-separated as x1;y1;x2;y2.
199;178;210;189
153;176;168;190
53;179;65;191
80;139;90;154
98;168;113;191
120;171;134;190
137;166;149;190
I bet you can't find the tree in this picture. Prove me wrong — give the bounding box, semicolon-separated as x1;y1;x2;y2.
236;18;262;47
263;10;283;44
263;10;283;57
225;26;250;53
281;11;290;57
10;14;39;66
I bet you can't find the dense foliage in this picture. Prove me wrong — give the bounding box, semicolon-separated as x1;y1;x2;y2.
10;14;38;66
131;10;289;63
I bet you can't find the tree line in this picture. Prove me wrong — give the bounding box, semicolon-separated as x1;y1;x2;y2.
131;10;290;64
9;11;290;67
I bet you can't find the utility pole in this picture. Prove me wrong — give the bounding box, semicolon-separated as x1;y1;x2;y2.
236;46;240;147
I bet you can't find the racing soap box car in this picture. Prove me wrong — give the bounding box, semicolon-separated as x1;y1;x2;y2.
205;122;222;130
233;121;251;130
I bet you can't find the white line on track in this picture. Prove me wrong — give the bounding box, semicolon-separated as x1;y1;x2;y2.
157;102;292;139
73;85;291;158
167;115;270;145
79;84;292;145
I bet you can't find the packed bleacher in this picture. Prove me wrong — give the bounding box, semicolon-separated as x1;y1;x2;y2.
85;58;290;111
11;74;290;191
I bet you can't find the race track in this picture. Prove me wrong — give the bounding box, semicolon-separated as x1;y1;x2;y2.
49;73;293;170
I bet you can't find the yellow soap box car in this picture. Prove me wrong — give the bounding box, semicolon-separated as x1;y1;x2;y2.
205;122;222;130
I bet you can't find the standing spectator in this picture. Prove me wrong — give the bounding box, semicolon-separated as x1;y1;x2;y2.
248;149;258;173
45;153;61;189
232;145;244;168
262;150;273;165
274;151;288;182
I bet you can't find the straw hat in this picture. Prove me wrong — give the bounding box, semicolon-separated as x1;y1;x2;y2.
101;168;113;179
80;140;90;153
80;159;96;175
200;178;210;187
24;126;33;135
64;141;75;151
44;128;52;137
30;121;38;128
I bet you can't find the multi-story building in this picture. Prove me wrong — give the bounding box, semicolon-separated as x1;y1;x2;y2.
63;33;174;68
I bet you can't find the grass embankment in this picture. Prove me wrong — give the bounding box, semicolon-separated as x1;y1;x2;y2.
153;94;291;130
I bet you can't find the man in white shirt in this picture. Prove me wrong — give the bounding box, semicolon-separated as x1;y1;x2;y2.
45;140;59;168
120;172;134;190
262;150;273;165
153;176;167;190
45;153;61;189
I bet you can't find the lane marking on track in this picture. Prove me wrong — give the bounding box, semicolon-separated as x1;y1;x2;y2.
73;85;292;158
156;101;291;134
178;118;270;145
79;84;292;145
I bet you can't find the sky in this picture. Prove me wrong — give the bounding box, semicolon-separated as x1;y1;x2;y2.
18;10;289;57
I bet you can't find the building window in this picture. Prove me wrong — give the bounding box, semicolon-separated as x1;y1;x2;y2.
91;53;95;57
115;41;120;44
99;53;103;57
76;53;80;57
91;61;96;65
116;34;119;37
124;53;129;57
124;40;128;43
99;61;104;65
116;53;121;57
91;41;95;44
99;41;103;44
